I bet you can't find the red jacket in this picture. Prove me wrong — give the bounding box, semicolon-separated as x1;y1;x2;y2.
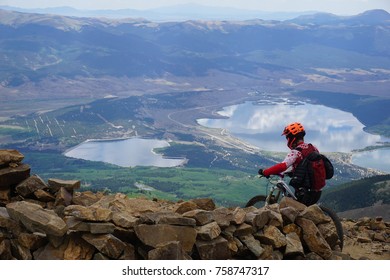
263;142;319;177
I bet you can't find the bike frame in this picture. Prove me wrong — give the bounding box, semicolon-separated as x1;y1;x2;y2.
263;175;297;205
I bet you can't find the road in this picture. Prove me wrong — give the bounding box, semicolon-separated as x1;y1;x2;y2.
166;94;261;154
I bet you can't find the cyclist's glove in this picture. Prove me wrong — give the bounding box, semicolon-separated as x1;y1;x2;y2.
258;169;270;178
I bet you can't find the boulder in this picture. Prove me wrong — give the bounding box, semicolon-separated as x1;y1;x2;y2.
245;208;269;229
141;211;196;226
196;236;231;260
64;205;112;222
63;235;95;260
0;207;23;236
175;201;198;214
15;175;48;197
258;225;287;249
239;234;264;258
213;207;233;228
6;201;67;237
295;217;332;259
182;209;214;225
148;241;192;260
112;212;140;229
300;204;331;224
48;178;80;193
233;223;253;236
72;191;104;206
82;233;126;259
191;198;216;211
0;164;30;189
196;221;221;241
134;224;197;252
0;150;24;167
17;232;47;251
285;232;304;257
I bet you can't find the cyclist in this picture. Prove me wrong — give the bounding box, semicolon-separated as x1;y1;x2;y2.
258;122;322;206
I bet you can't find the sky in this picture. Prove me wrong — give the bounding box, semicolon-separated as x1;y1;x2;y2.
1;0;389;15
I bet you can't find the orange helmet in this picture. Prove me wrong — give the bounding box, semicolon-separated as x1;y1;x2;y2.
282;122;305;136
282;122;306;149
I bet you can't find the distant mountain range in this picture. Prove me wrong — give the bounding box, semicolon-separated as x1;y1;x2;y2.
286;9;390;25
0;4;322;21
1;5;389;23
0;8;389;87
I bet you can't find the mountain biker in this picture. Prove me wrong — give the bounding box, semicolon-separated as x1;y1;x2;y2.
258;122;322;206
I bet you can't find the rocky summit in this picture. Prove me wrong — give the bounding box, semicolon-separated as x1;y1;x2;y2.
0;149;389;260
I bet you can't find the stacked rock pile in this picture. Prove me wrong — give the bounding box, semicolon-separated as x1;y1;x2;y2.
0;149;388;260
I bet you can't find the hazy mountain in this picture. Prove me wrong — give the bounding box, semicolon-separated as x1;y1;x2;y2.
287;9;390;25
0;9;389;87
0;4;317;21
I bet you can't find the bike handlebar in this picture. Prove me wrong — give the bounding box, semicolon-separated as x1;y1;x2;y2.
257;174;284;179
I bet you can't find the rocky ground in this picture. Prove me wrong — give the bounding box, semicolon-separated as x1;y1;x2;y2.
342;218;389;260
0;149;389;260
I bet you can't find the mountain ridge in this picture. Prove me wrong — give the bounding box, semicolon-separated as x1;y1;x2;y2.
0;8;389;27
286;9;390;25
0;5;325;21
1;8;389;91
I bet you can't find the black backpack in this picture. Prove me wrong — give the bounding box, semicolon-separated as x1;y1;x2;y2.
289;144;334;191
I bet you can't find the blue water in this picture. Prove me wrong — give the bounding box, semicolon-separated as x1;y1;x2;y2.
198;102;388;153
64;138;185;167
352;149;390;173
198;101;389;173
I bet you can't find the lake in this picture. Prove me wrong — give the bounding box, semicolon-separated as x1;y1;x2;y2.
64;101;389;172
64;138;186;167
198;101;390;172
351;148;390;173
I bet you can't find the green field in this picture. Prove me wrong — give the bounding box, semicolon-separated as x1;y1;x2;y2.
23;151;268;207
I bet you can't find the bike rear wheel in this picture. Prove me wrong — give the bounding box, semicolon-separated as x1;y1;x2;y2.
319;205;344;250
245;195;277;208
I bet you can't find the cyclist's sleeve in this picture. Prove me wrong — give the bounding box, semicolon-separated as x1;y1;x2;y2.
262;150;301;176
282;149;301;168
263;162;288;176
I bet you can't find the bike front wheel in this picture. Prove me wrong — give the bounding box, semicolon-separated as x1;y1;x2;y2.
245;195;277;208
319;205;344;251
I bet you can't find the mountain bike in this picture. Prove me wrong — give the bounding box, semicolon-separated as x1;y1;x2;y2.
246;175;344;250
